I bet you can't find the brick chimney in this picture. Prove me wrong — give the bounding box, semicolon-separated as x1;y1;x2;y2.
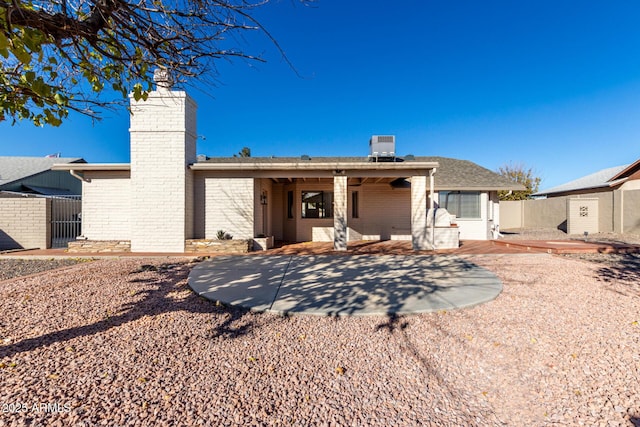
128;70;197;252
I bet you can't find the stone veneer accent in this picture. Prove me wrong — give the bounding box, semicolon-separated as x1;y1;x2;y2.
67;240;131;253
68;239;252;254
185;239;251;254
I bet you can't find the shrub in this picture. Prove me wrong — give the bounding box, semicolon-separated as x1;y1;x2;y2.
216;230;233;240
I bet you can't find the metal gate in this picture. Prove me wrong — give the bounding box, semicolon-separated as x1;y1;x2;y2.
50;195;82;248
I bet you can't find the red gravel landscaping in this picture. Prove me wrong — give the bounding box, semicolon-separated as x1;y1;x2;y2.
0;255;639;426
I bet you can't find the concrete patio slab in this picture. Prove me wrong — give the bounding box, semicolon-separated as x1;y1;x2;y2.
189;256;292;311
188;254;504;316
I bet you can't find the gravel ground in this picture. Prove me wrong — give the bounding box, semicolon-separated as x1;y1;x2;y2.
500;227;640;245
501;228;640;268
0;256;639;426
0;259;91;281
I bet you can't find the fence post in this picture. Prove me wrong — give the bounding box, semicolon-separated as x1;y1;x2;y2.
46;198;52;249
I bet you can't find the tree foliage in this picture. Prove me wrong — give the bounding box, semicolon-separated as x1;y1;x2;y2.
497;163;541;201
0;0;304;126
234;146;251;158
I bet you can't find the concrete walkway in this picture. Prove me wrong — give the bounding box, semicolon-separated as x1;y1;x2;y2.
188;254;503;316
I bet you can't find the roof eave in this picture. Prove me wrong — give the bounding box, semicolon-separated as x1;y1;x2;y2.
609;158;640;181
534;178;627;196
190;161;439;171
439;184;526;191
51;163;131;171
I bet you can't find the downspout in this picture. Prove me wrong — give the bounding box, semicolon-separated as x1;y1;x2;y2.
68;170;89;240
430;168;436;248
69;170;91;183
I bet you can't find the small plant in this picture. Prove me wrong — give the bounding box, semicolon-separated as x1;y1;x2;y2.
216;230;233;240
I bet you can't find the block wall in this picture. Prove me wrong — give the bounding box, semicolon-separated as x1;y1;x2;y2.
622;189;640;233
0;197;50;249
501;191;617;234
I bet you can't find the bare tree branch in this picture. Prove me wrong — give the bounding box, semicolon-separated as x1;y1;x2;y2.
0;0;312;126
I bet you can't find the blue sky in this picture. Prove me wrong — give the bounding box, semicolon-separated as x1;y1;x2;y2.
2;0;640;190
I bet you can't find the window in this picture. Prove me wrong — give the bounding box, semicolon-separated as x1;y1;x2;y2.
351;191;359;218
301;191;333;218
287;191;294;219
439;191;481;219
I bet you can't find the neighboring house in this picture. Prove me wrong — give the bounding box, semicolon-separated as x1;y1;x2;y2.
501;159;640;234
52;78;522;253
0;156;86;195
534;159;640;198
0;156;85;251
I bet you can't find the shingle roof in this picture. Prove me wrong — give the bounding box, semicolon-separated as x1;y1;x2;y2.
198;155;523;191
0;156;85;187
416;157;524;190
534;164;629;196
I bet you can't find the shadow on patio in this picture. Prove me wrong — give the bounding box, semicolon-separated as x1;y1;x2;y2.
189;254;503;316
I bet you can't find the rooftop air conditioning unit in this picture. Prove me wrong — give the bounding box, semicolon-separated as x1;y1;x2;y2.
369;135;396;162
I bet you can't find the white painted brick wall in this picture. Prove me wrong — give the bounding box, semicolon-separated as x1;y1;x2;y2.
205;178;254;240
129;90;197;252
82;171;131;240
358;184;411;240
411;175;429;250
333;175;348;249
0;198;49;249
